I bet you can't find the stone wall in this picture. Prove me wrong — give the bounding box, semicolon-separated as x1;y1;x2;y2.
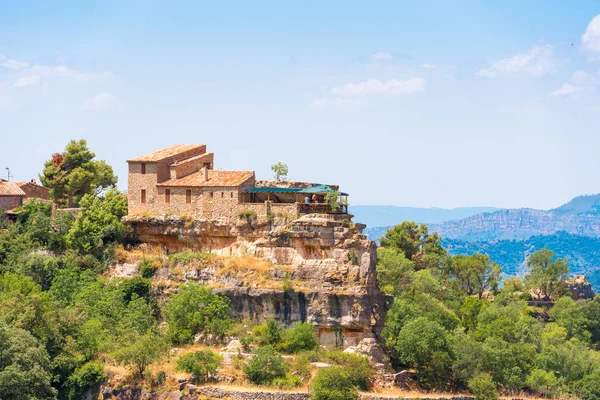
128;162;160;216
171;153;214;179
19;182;50;200
99;386;497;400
0;196;23;210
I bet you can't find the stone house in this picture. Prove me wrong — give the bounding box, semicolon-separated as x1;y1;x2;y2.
0;178;50;211
127;144;350;222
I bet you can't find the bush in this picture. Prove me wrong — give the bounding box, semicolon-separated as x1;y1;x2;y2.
66;361;106;400
237;209;257;221
324;351;374;391
527;369;558;397
162;283;232;344
272;375;303;389
176;350;221;383
468;373;498;400
243;345;288;385
311;366;359;400
574;372;600;400
278;322;320;354
139;258;156;278
253;319;283;346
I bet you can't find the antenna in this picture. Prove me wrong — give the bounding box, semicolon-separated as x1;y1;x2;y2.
5;167;12;181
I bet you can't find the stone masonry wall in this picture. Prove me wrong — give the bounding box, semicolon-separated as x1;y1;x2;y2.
172;153;214;178
0;196;23;210
19;182;50;200
128;162;160;216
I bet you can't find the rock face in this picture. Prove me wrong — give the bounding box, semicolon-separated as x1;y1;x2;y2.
123;213;386;346
567;275;595;300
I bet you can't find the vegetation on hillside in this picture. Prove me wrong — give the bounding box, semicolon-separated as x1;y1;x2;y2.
3;140;600;399
377;221;600;399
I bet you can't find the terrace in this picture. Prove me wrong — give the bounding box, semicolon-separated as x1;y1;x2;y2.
243;185;349;215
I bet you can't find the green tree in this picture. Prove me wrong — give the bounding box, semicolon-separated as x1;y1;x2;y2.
65;360;106;400
524;249;569;300
243;345;288;385
391;317;451;372
278;322;320;354
550;297;590;342
271;162;289;181
66;188;128;256
574;372;600;400
379;222;447;269
449;254;501;299
253;319;282;346
468;373;498;400
311;366;359;400
162;283;232;344
113;332;168;377
176;350;221;383
526;369;558;397
376;247;415;295
0;321;57;400
324;190;341;212
40;139;117;207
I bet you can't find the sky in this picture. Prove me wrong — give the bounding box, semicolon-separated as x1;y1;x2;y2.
2;1;600;210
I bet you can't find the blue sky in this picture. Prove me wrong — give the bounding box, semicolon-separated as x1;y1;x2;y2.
2;1;600;209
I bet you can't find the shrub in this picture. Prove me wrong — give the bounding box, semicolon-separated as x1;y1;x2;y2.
278;322;320;354
574;372;600;400
311;366;359;400
237;209;257;221
65;361;106;400
272;375;303;389
253;319;283;346
527;369;558;397
150;370;166;387
113;333;169;377
139;258;157;278
468;373;498;400
176;350;221;383
243;345;287;385
324;351;374;391
162;283;232;344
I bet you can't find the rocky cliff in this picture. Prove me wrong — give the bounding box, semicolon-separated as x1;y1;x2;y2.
121;213;387;347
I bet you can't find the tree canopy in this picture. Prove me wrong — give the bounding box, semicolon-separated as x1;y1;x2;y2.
40;139;117;207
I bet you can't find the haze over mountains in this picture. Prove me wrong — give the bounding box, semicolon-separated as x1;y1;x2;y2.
358;194;600;289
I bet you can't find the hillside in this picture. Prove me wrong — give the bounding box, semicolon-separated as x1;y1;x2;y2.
444;231;600;288
349;205;500;228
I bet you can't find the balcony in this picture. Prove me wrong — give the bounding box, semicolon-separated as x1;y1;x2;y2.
297;202;348;215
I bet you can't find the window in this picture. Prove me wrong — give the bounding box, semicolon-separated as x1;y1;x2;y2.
141;190;146;204
165;189;171;204
221;192;224;198
209;192;213;198
141;163;146;175
186;189;192;204
230;192;234;198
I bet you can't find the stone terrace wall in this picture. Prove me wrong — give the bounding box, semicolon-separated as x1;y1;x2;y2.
0;196;23;210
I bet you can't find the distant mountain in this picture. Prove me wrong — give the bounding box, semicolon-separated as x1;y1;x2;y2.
445;231;600;289
428;194;600;242
350;205;501;228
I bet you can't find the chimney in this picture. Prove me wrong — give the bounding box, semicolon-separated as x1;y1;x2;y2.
203;167;209;182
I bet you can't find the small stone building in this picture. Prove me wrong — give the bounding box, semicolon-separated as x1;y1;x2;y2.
127;144;350;222
127;144;256;220
0;178;50;211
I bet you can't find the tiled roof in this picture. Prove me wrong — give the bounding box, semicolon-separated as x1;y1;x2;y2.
0;181;26;196
158;170;254;187
171;152;214;166
127;144;205;162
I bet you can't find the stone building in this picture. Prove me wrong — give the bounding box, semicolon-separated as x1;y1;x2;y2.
127;144;349;221
0;178;50;211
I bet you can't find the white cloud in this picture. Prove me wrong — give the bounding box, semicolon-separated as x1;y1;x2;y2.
13;75;41;87
331;78;425;96
551;70;598;97
0;58;29;70
421;63;437;69
582;14;600;53
81;92;123;112
477;45;556;78
2;55;112;88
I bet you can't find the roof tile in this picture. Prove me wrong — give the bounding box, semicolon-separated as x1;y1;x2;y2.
158;170;254;187
127;144;205;162
0;181;26;196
